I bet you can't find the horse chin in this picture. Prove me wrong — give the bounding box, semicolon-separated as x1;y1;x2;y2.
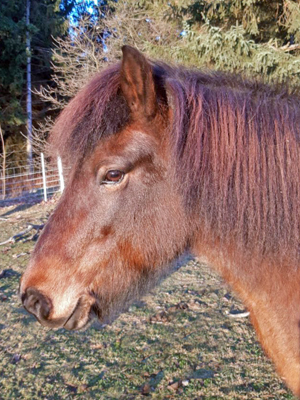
88;292;137;327
61;294;108;331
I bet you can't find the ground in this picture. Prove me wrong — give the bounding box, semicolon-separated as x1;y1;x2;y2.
0;200;294;399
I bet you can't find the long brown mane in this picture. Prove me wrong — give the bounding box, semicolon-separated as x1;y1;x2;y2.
167;70;300;265
51;62;300;266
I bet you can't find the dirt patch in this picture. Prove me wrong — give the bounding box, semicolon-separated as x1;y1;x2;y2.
0;200;294;399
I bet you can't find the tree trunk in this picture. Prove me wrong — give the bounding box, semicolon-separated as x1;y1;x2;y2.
26;0;33;174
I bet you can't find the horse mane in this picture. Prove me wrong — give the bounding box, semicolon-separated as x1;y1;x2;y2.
167;69;300;264
50;60;300;265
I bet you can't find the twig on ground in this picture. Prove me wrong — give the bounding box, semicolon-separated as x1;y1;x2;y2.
0;224;44;246
224;310;250;319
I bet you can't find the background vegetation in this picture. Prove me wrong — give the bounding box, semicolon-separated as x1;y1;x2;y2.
1;0;300;158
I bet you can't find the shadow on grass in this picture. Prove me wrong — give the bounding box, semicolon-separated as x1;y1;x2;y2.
0;202;40;217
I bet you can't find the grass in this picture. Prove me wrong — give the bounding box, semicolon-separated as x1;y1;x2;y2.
0;200;295;399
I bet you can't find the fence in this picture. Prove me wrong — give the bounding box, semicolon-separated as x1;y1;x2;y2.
0;153;65;204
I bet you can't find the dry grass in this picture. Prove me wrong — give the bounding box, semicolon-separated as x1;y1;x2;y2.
0;200;294;399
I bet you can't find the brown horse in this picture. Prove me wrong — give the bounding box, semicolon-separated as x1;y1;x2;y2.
20;46;300;396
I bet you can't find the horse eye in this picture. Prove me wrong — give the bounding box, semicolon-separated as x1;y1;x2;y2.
103;170;124;184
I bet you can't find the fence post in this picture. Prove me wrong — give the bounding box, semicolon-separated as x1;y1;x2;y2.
41;153;47;202
57;156;64;193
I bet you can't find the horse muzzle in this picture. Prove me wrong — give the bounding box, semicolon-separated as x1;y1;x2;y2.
21;287;95;330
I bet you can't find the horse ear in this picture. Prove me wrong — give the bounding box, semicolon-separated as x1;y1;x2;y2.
121;46;157;120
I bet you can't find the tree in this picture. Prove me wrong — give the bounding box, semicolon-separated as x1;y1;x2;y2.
177;0;300;45
169;0;300;82
0;0;75;158
0;0;28;137
34;0;300;150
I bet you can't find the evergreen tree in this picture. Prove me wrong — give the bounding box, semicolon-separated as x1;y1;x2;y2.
0;0;28;136
0;0;74;146
167;0;300;81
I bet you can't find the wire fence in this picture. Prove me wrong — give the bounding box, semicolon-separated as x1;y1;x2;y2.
0;153;65;205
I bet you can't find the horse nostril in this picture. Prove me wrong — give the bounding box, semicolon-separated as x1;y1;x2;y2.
22;287;52;321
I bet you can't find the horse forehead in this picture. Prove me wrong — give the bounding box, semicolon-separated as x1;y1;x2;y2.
91;127;158;160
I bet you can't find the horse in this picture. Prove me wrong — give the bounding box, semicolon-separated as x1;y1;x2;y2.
20;46;300;396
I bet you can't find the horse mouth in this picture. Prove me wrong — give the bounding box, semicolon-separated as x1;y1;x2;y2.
63;296;95;331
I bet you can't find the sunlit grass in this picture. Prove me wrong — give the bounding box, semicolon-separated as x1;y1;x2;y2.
0;202;294;399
